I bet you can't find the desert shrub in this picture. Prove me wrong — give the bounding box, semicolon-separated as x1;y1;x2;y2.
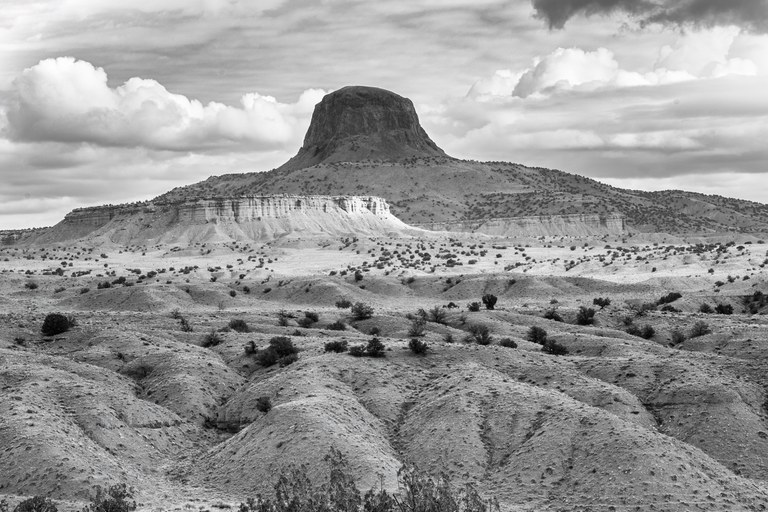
349;337;386;358
351;302;374;320
24;281;39;290
202;329;223;347
443;333;455;344
689;320;712;338
229;290;237;298
82;484;136;512
408;317;427;337
408;338;429;355
228;319;250;333
41;313;73;336
640;325;655;339
543;308;563;322
327;320;346;331
243;286;251;294
699;303;713;313
237;447;499;512
467;302;481;312
348;344;366;357
499;338;517;348
256;396;272;413
53;287;66;294
542;340;569;356
270;336;297;357
279;353;299;367
625;324;642;337
657;292;682;305
96;281;111;289
257;348;279;367
576;306;596;325
79;287;90;294
13;496;57;512
670;328;686;345
715;303;734;315
427;306;447;324
179;316;193;332
277;311;290;326
593;297;611;309
297;317;315;328
0;498;7;512
660;305;680;313
526;326;548;345
466;324;492;345
482;294;498;310
369;326;381;335
335;299;352;309
244;340;257;355
324;340;348;353
304;311;320;323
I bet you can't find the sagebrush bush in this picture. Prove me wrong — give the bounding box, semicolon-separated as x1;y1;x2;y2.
542;340;568;356
467;302;481;312
689;320;712;338
304;311;320;322
82;484;136;512
202;329;223;347
593;297;611;309
228;318;249;333
349;337;386;358
427;306;447;324
41;313;73;336
699;303;713;313
351;302;374;320
24;281;39;290
466;324;492;345
640;325;655;339
543;308;563;322
499;338;517;348
327;320;346;331
256;396;272;413
408;338;428;355
670;328;686;345
657;292;682;305
335;299;352;309
324;340;348;353
482;294;497;310
408;317;426;337
715;303;733;315
13;496;57;512
526;326;548;345
576;306;596;325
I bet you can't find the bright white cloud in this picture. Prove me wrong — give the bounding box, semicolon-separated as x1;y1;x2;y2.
8;57;326;151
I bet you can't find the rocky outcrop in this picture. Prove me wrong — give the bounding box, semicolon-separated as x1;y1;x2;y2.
416;213;627;237
33;195;409;245
281;86;446;170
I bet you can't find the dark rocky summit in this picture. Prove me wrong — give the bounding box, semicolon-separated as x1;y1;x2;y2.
280;86;446;170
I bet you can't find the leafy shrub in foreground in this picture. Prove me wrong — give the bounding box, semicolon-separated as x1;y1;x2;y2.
41;313;74;336
82;484;136;512
237;447;499;512
427;306;447;324
13;496;57;512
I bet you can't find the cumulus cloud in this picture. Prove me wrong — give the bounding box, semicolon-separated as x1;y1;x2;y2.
8;57;326;151
468;26;761;99
532;0;768;32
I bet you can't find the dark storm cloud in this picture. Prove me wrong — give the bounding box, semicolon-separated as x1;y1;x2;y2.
532;0;768;32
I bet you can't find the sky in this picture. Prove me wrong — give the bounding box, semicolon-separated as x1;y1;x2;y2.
2;0;768;229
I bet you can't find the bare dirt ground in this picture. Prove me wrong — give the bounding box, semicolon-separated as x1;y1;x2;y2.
2;232;768;511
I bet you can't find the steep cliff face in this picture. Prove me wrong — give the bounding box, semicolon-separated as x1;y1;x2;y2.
280;86;446;170
35;195;407;245
416;213;627;237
